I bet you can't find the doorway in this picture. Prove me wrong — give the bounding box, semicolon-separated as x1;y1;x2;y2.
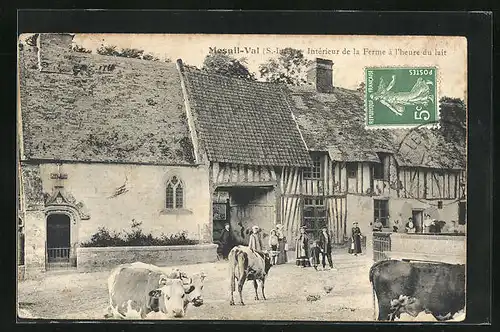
412;210;424;233
46;214;71;263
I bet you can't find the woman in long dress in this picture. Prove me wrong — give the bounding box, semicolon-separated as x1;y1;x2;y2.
276;223;288;265
295;226;311;267
350;222;363;256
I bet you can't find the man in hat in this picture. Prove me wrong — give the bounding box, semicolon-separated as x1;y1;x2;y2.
248;225;263;252
318;227;334;270
219;223;234;260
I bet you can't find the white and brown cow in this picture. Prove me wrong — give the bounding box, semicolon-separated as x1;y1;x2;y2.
105;263;206;319
228;245;272;306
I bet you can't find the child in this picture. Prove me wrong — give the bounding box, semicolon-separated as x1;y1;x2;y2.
268;229;279;265
310;240;321;270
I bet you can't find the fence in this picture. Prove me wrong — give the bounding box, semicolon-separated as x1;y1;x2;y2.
46;246;75;270
373;232;391;262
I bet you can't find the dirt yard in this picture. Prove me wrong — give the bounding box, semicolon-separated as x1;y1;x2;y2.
18;250;376;321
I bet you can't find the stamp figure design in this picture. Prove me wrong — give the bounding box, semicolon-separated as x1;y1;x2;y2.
366;67;438;127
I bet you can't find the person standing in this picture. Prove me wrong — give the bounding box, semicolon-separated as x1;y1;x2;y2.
295;226;311;267
350;222;363;256
405;218;416;233
318;227;334;270
268;229;279;265
275;223;288;265
248;225;263;252
219;223;234;260
372;218;383;232
423;214;434;233
310;240;321;271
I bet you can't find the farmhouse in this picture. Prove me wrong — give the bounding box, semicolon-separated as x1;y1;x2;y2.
17;34;466;278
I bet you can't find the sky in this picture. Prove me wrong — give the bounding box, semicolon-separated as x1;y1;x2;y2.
25;33;468;99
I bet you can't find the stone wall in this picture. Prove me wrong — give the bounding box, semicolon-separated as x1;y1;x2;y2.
77;244;218;272
388;233;466;264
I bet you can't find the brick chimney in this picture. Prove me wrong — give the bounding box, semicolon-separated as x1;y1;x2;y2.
38;33;75;73
307;58;334;93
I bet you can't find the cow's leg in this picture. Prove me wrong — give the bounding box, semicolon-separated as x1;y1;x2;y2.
238;277;246;305
260;279;266;300
253;280;259;300
230;276;236;306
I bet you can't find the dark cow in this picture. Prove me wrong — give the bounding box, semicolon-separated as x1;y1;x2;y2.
105;264;198;319
228;245;272;306
369;259;465;321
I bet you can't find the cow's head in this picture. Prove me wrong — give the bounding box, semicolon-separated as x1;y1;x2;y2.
147;276;186;318
182;272;206;307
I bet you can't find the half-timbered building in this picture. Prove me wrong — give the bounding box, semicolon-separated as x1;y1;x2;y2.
18;34;466;277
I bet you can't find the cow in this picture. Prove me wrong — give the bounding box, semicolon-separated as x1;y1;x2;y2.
128;262;206;308
105;263;204;319
369;259;465;321
228;245;272;306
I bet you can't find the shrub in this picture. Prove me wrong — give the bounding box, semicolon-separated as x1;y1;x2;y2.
80;220;198;247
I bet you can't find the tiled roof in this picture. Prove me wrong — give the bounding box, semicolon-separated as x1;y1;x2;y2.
287;85;465;170
19;42;195;165
181;67;312;167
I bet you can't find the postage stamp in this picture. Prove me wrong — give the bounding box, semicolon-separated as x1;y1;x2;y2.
365;67;438;128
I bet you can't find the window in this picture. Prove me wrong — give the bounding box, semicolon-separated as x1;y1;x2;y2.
373;163;383;180
304;155;322;179
374;199;389;227
347;163;357;178
373;153;389;180
303;197;327;239
166;176;184;209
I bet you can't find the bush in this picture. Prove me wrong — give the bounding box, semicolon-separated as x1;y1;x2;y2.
80;220;198;247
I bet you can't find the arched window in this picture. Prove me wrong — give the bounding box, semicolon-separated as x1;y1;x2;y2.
166;176;184;209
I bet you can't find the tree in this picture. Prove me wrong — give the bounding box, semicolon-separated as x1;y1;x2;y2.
202;53;255;80
259;48;311;85
438;97;466;144
356;82;366;93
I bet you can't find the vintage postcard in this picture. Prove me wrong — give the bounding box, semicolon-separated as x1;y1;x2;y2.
17;33;467;322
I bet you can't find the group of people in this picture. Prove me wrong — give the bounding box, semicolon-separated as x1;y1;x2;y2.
295;226;334;270
372;214;454;234
218;222;288;265
219;221;364;270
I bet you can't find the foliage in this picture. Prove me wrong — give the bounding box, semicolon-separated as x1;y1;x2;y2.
259;48;311;85
80;220;198;247
71;44;92;54
438;97;466;143
96;44;166;62
202;53;255;80
25;34;39;47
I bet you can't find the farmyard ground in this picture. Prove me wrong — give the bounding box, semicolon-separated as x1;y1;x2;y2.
18;250;376;321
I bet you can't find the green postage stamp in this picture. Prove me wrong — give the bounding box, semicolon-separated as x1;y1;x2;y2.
365;67;438;128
